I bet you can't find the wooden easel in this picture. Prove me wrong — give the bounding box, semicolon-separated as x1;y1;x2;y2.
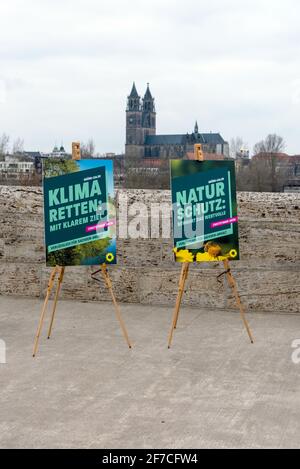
167;144;254;348
90;265;131;349
33;143;132;357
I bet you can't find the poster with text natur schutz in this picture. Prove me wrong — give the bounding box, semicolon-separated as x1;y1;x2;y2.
170;160;239;263
43;159;116;266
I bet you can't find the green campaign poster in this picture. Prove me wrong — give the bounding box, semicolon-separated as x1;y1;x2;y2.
170;160;239;263
43;159;116;266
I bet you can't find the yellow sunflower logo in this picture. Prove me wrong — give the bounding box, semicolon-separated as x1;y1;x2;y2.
229;249;238;258
106;252;115;263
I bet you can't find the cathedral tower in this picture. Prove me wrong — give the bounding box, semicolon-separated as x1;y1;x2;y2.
126;83;143;145
125;82;144;160
142;83;156;138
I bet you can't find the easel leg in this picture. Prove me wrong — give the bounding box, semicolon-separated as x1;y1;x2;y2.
33;267;58;357
223;259;254;344
168;263;190;349
47;266;65;339
174;263;189;329
100;264;132;349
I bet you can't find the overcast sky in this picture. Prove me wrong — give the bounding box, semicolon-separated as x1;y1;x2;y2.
0;0;300;154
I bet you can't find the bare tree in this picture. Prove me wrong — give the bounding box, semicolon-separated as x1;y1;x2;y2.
12;137;24;155
253;134;285;155
81;138;95;158
236;163;253;191
230;137;247;159
251;155;288;192
236;153;288;192
249;134;287;192
19;172;41;187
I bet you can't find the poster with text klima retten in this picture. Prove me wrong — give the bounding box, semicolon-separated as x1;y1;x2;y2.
43;158;116;266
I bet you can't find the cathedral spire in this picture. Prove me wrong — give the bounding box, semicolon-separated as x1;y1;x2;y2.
194;120;198;134
141;83;156;132
144;83;153;100
129;81;139;98
142;83;155;112
127;82;141;111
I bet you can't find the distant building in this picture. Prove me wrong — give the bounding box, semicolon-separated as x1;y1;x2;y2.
235;148;250;170
11;145;69;177
284;185;300;193
0;155;34;180
22;151;43;159
33;145;69;174
236;148;250;160
50;144;67;158
125;82;229;161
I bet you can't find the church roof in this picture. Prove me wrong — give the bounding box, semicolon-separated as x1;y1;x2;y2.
145;134;185;145
145;133;226;146
202;133;226;144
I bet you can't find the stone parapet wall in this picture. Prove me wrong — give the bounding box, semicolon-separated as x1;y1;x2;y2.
0;186;299;313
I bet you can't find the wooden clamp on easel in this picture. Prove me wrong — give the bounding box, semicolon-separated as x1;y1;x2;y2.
33;143;132;357
167;144;254;348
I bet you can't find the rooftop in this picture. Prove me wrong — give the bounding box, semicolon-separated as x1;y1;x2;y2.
145;133;226;146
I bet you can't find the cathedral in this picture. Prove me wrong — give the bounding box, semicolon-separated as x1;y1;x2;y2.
125;82;229;160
